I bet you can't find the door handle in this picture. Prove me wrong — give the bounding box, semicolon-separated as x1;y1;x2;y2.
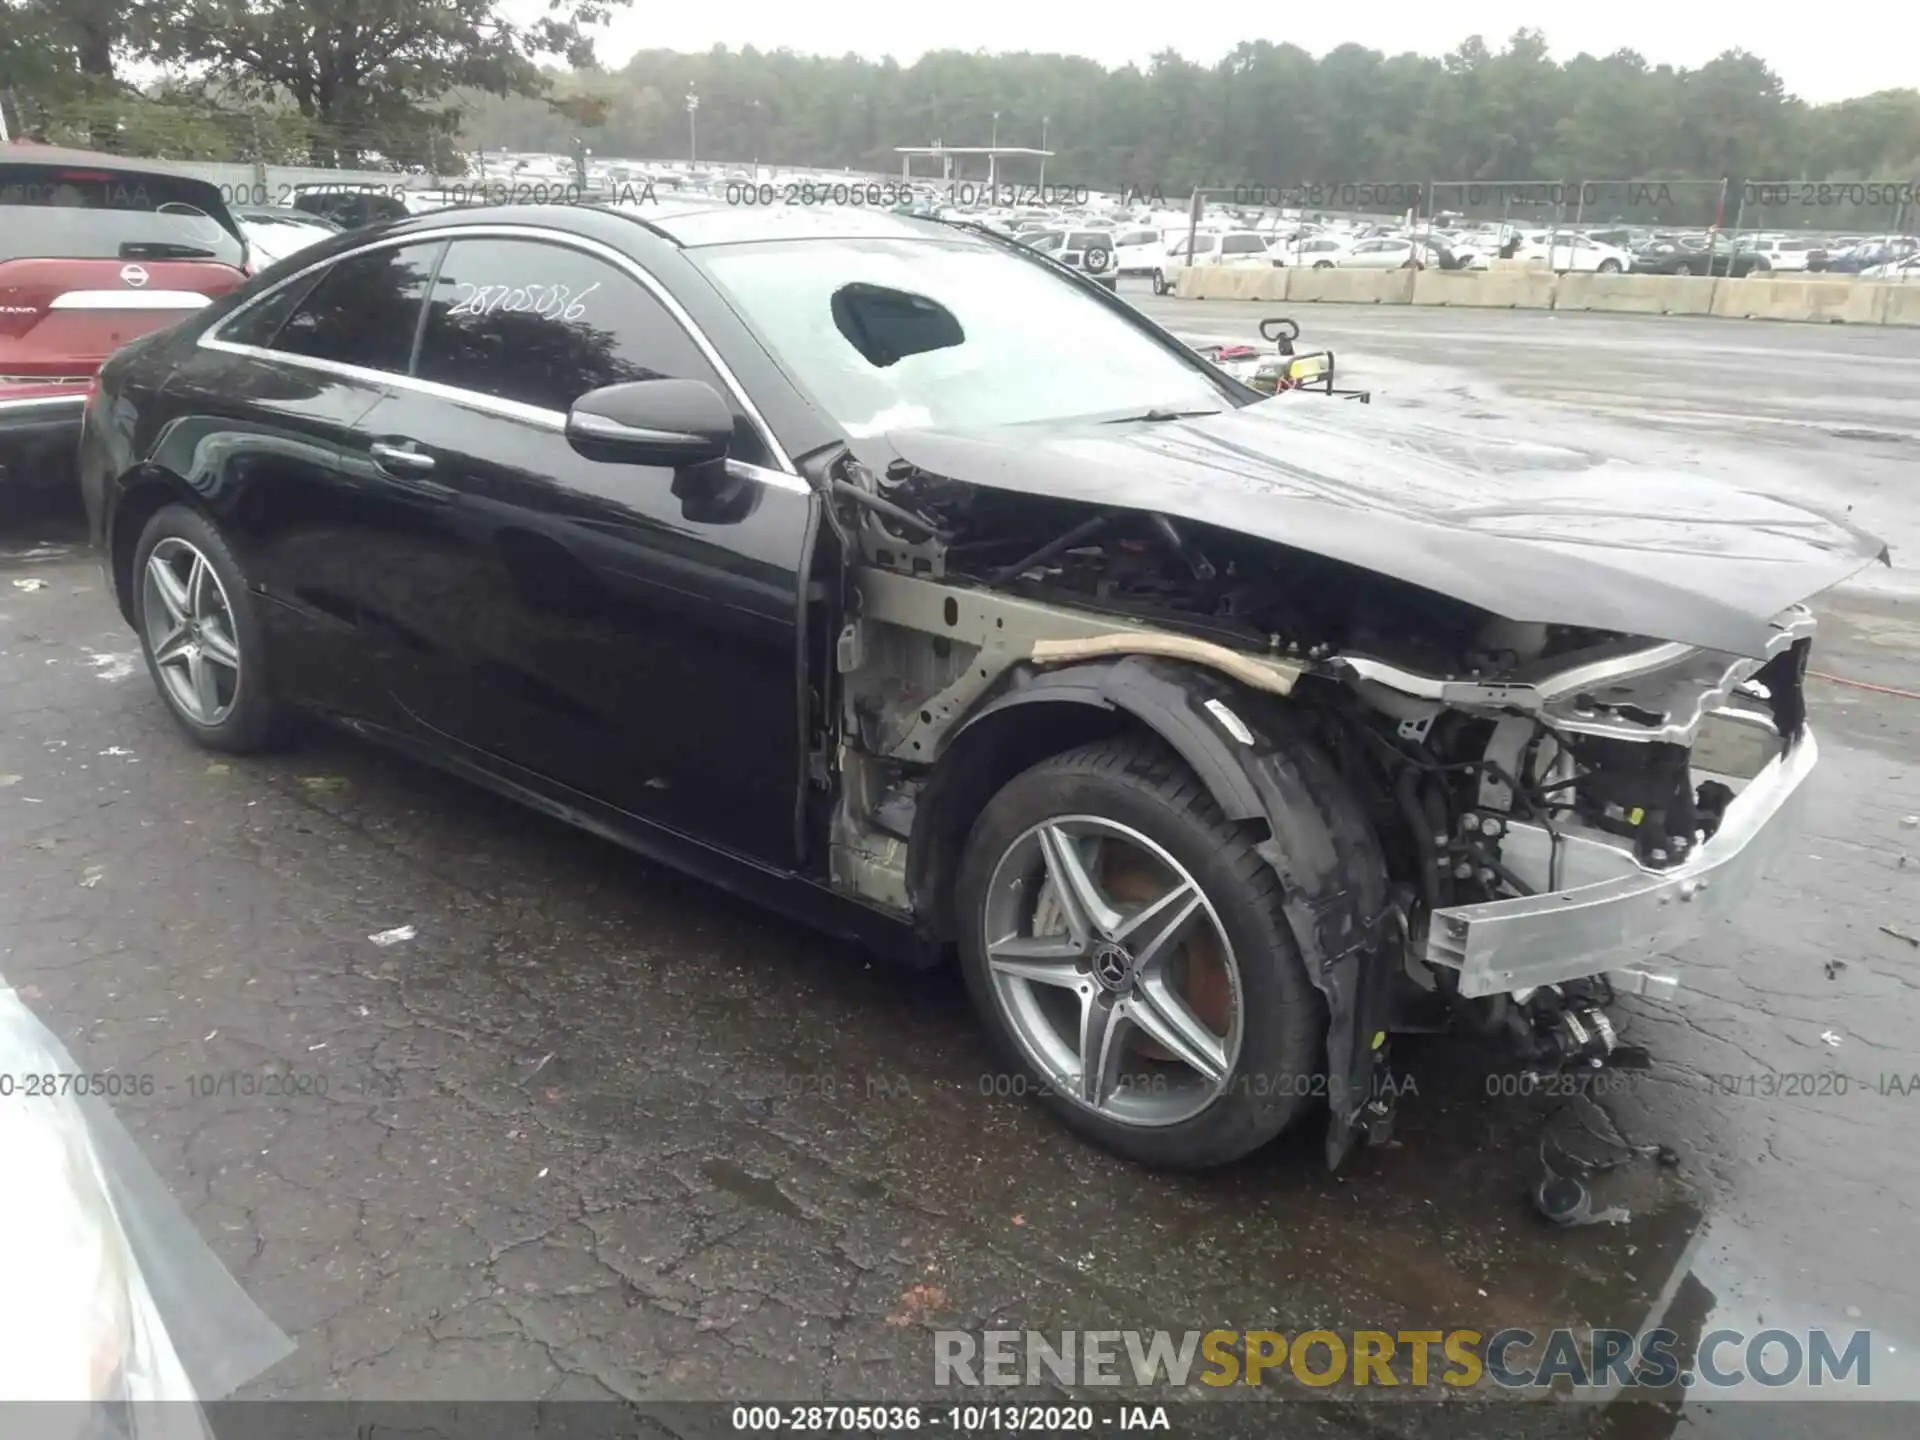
370;440;436;476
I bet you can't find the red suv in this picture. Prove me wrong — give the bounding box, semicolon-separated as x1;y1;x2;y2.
1;144;251;491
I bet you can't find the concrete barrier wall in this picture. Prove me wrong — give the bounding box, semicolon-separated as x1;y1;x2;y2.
1171;263;1920;326
1225;267;1288;301
1411;269;1557;308
1555;272;1718;316
1709;277;1889;324
1882;285;1920;327
1283;267;1415;304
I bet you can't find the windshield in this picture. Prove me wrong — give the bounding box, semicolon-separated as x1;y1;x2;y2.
0;164;244;266
695;236;1232;434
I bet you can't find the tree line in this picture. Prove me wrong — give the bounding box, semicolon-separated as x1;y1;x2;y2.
459;35;1920;194
0;0;617;165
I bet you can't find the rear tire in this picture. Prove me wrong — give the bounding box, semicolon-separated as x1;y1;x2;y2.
955;735;1328;1170
1151;270;1170;295
131;503;291;754
1313;260;1335;270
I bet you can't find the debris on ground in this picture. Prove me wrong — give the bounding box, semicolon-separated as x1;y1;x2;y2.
1821;1030;1844;1048
1825;958;1849;979
885;1282;948;1327
298;775;348;794
0;775;21;788
79;865;106;889
83;651;137;681
367;925;417;947
98;747;134;758
10;578;47;592
206;762;230;776
1531;1162;1631;1226
1879;925;1920;948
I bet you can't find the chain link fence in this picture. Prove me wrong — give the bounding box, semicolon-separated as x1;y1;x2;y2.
1426;177;1917;240
1199;177;1916;239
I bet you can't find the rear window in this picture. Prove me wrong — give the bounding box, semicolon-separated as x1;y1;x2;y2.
0;163;244;266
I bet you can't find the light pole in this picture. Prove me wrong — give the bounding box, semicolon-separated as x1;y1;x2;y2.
1039;116;1048;191
686;88;699;168
989;111;999;190
750;98;763;175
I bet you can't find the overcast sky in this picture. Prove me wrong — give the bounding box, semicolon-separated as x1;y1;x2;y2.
578;2;1913;105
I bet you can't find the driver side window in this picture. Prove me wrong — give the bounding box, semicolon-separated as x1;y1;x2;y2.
414;237;772;466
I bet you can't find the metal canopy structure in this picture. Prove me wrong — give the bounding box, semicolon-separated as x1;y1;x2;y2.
894;145;1056;186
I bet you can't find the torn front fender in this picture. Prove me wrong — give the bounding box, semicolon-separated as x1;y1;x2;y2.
921;654;1395;1167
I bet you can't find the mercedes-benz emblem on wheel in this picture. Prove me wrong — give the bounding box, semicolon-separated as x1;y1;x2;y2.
1090;940;1135;993
120;264;150;288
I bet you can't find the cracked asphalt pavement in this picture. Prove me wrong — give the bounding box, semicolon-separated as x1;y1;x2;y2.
2;300;1917;1435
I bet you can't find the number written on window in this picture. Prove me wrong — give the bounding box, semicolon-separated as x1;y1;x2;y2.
444;281;600;322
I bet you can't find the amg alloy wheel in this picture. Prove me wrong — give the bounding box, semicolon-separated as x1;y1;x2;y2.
980;814;1243;1129
132;504;290;752
142;537;241;727
957;736;1330;1169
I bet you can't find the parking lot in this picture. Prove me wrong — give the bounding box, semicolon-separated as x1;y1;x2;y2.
4;300;1918;1434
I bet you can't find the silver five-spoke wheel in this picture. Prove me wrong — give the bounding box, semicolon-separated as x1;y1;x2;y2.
141;536;242;726
981;815;1243;1128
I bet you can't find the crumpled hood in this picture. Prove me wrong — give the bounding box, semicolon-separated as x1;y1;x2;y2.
882;399;1889;659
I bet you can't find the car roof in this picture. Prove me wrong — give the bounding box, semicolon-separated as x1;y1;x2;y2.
304;201;1013;273
0;141;221;182
234;204;336;222
619;200;977;249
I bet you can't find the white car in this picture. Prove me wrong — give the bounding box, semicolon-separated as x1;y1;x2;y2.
1334;237;1424;269
1862;255;1920;282
1513;232;1633;273
1111;226;1172;276
1278;235;1353;269
233;208;341;274
1744;236;1826;272
1149;231;1275;293
1018;228;1120;289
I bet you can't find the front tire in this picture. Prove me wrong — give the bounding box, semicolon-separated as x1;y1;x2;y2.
131;503;290;753
955;736;1327;1170
1151;269;1170;295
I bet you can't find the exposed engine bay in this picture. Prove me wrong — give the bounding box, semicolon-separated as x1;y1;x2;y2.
813;436;1819;1137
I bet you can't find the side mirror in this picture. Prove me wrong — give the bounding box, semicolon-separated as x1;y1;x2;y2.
566;378;733;468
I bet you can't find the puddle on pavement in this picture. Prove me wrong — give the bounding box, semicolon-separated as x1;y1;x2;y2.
700;1156;805;1219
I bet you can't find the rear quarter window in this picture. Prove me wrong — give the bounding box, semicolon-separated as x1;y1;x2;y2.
0;164;244;267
